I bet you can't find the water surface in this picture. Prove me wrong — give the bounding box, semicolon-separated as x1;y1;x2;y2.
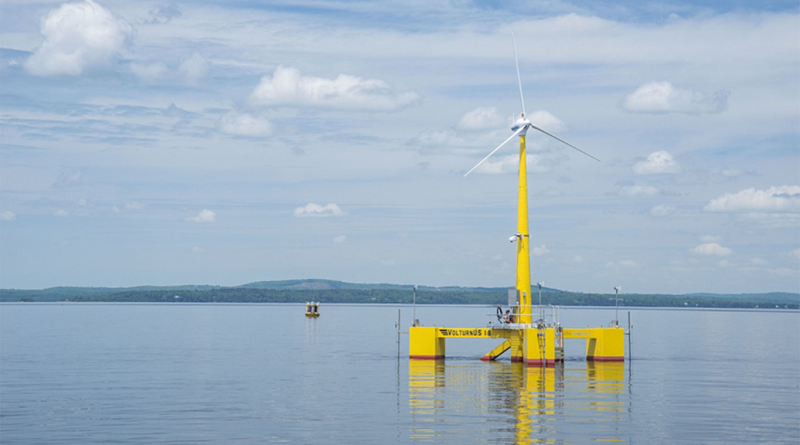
1;304;798;444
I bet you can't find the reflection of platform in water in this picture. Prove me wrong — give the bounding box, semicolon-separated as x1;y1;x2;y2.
408;360;444;416
408;360;627;444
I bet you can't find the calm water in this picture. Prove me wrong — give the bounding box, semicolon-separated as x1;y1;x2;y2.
1;303;798;444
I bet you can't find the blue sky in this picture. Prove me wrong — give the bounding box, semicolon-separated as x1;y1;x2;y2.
1;0;798;293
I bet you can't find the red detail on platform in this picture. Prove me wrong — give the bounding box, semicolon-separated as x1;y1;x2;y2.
587;356;625;362
480;356;494;361
511;356;524;363
525;359;556;367
410;355;444;360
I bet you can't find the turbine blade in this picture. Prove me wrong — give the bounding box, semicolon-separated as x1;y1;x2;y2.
512;33;526;117
529;124;600;162
464;126;526;177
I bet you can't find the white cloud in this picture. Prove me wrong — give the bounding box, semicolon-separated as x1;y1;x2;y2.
457;107;503;131
691;243;732;256
705;185;800;212
531;245;550;256
294;203;343;217
218;111;272;137
736;213;800;229
414;128;504;151
192;246;203;253
250;65;420;110
187;209;216;223
793;249;800;260
125;201;144;210
112;206;121;213
1;211;16;221
25;0;132;76
528;110;567;133
53;171;83;188
414;129;468;148
650;204;675;217
130;61;169;81
474;154;549;175
622;81;730;114
130;53;207;83
333;235;347;243
148;3;181;23
417;108;564;154
751;257;767;265
54;209;69;217
701;235;721;243
719;168;743;178
178;53;209;83
572;255;584;263
634;151;681;175
768;268;799;277
618;185;659;197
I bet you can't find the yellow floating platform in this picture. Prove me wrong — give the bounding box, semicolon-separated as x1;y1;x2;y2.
409;324;624;366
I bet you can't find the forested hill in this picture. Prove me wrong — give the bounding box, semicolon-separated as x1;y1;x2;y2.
0;279;533;301
0;285;221;302
1;280;797;309
237;279;512;292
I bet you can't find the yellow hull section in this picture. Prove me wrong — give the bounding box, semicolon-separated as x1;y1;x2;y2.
410;325;624;365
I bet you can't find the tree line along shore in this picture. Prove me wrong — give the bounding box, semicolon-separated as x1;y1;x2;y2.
2;280;797;309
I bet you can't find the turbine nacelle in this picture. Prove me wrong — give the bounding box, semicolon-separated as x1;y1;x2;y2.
511;116;531;134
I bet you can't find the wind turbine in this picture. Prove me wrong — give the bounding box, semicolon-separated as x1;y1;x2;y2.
464;35;599;325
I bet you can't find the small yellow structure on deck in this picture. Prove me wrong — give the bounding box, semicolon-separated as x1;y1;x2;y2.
305;302;320;317
410;48;624;365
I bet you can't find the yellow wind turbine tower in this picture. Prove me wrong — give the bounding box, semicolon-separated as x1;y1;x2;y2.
464;34;599;325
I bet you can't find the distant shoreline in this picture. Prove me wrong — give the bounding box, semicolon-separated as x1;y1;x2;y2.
2;279;797;309
3;301;798;313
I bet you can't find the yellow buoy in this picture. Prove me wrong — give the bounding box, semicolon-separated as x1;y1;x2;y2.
305;302;320;317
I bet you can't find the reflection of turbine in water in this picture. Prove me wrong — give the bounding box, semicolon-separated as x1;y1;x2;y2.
516;365;562;444
407;361;627;444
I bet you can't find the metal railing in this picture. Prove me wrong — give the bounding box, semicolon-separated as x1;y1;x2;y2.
488;304;561;328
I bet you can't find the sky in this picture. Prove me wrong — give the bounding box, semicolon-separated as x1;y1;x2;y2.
0;0;798;294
